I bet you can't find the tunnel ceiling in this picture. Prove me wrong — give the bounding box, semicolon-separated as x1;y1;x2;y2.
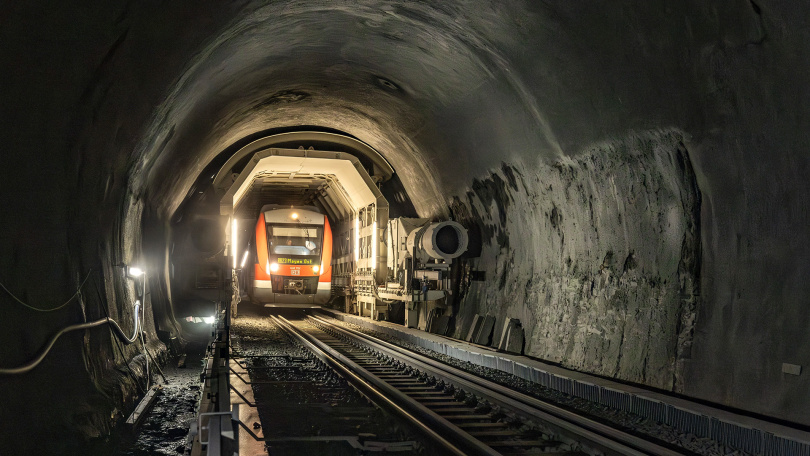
213;131;395;192
3;1;810;452
224;148;386;225
235;177;330;218
134;1;575;220
134;0;808;426
211;131;395;224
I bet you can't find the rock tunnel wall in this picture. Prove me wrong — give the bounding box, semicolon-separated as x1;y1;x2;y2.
1;0;810;452
452;130;701;390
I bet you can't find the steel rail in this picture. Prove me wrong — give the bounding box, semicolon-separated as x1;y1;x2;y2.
270;315;499;456
307;314;684;456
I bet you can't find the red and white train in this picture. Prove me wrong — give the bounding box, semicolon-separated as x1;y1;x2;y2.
249;205;332;306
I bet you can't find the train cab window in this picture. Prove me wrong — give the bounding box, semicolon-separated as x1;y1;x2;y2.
267;225;323;256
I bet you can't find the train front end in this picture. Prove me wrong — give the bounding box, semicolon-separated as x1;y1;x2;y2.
251;206;332;307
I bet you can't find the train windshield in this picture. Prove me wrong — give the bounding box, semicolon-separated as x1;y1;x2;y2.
267;224;323;257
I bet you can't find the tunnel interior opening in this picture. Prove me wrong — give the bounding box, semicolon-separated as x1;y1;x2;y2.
5;2;810;454
164;131;408;337
434;225;461;256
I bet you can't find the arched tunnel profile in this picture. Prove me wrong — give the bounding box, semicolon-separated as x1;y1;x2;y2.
1;1;809;454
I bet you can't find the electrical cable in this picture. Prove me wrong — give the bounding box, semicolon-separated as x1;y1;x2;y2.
371;283;398;304
0;268;94;312
0;312;140;375
137;272;149;390
140;275;151;389
111;341;146;395
140;323;150;390
124;302;141;343
0;269;141;376
93;269;146;393
0;268;159;431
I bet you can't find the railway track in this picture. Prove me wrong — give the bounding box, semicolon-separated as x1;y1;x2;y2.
230;314;428;454
271;313;685;456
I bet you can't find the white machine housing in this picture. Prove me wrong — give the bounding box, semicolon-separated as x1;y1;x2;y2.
406;221;469;263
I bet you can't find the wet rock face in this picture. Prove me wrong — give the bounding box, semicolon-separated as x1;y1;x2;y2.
453;131;701;390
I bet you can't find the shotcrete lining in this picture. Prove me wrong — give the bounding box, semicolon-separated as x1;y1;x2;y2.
105;0;810;430
3;1;810;452
452;131;701;391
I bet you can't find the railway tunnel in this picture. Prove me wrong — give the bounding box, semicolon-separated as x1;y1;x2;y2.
1;1;809;454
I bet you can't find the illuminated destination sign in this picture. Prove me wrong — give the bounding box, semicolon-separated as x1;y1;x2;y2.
278;257;314;265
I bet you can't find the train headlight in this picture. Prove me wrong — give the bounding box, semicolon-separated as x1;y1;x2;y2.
269;262;279;273
312;265;319;273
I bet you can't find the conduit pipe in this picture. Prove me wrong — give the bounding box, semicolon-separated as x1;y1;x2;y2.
0;302;141;375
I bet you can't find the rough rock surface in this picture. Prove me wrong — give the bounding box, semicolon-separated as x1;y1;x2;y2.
452;130;701;390
1;1;810;451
